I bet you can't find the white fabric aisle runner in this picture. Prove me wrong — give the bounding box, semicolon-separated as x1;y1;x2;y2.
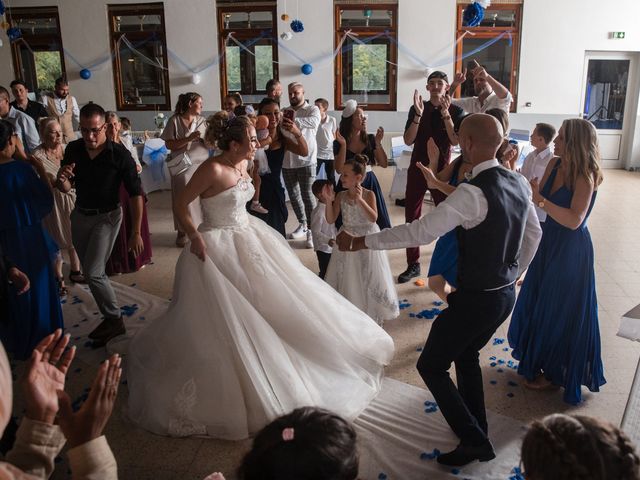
62;283;525;479
60;282;169;365
355;378;525;480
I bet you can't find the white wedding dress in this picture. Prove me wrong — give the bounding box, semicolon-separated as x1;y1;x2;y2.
126;178;394;440
325;197;400;324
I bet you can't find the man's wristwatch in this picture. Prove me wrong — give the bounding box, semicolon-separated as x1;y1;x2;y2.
537;198;546;209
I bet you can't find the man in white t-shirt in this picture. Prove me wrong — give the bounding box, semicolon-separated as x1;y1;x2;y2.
282;82;321;245
314;98;337;186
449;60;512;113
520;122;556;223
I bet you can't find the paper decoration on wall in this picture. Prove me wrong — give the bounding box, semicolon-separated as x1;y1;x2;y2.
7;27;21;41
280;31;293;41
191;73;201;85
301;63;312;75
290;19;304;33
281;14;289;21
463;0;491;27
79;68;91;80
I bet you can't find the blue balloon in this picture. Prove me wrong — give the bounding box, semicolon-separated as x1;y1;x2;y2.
301;64;313;75
80;69;91;80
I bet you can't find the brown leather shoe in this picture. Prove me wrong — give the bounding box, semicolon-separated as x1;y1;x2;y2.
90;318;126;348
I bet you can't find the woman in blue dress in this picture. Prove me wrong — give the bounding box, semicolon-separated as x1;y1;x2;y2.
334;100;391;231
250;98;309;237
508;118;605;404
418;137;474;302
0;120;63;360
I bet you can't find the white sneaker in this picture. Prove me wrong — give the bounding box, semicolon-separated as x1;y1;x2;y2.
288;223;307;239
305;230;314;249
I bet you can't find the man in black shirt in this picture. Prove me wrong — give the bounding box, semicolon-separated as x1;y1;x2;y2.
56;103;143;347
10;80;48;126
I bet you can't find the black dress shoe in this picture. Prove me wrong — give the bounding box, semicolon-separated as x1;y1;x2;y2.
437;442;496;467
89;317;123;339
397;263;420;284
90;318;126;348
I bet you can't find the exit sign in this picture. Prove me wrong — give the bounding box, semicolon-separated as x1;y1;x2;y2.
611;31;626;39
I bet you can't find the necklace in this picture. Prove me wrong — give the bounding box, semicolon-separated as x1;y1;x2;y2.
223;157;243;177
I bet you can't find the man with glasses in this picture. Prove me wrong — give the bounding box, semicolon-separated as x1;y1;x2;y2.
56;103;143;347
0;86;40;154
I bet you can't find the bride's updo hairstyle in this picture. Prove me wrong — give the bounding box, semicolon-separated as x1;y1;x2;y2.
344;154;368;177
205;111;253;151
237;407;359;480
521;414;640;480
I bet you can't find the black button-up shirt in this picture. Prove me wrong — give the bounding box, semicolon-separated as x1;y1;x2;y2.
62;139;142;209
10;100;49;125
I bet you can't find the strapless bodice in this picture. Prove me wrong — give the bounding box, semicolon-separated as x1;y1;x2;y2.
199;178;254;229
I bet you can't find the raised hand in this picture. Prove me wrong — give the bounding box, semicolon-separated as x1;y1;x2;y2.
471;60;488;80
413;89;424;117
354;183;364;200
453;68;467;85
321;184;335;204
440;94;452;114
375;126;384;146
416;162;439;189
57;354;122;448
23;330;76;424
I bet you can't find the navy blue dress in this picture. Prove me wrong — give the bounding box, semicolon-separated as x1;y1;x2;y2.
426;158;467;288
0;160;63;360
508;159;605;404
335;134;391;231
251;146;288;237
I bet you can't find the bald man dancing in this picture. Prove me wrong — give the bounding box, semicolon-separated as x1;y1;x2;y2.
337;114;542;466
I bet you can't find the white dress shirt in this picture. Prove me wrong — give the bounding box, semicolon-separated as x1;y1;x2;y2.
365;159;542;282
283;101;321;169
4;106;40;153
310;202;337;254
316;115;337;160
520;146;554;222
40;94;80;125
452;91;513;113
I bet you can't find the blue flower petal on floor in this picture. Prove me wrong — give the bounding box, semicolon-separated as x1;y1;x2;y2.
399;301;412;309
490;380;497;385
409;313;416;318
509;466;525;479
378;473;387;480
416;346;423;352
498;359;505;365
432;301;443;306
121;304;139;317
419;448;441;460
508;380;518;387
490;362;497;367
489;355;496;360
493;337;505;345
503;347;509;351
451;468;460;474
423;400;438;413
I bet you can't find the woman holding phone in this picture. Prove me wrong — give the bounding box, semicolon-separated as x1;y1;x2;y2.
161;92;209;247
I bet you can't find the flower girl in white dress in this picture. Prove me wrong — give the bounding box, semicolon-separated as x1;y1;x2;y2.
126;116;394;440
323;155;399;324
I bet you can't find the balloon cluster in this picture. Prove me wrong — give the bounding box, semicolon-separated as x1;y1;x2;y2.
462;0;491;27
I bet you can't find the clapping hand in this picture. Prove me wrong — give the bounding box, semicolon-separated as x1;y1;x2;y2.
440;94;452;114
188;130;201;142
529;177;542;203
23;329;76;424
416;162;439;189
57;354;122;448
413;89;424;117
375;126;384;146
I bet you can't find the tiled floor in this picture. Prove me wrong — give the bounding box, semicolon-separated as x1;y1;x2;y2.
25;167;640;479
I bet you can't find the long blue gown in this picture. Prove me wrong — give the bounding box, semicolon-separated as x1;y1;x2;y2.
0;160;63;360
508;159;605;404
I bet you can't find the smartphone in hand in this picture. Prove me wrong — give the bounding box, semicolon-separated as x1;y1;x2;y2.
283;109;295;121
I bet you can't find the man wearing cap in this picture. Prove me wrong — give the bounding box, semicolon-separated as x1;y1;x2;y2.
398;71;463;284
449;61;512;114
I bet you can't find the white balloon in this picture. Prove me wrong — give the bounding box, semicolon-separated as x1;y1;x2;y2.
192;73;201;85
476;0;491;8
280;31;293;41
424;68;433;78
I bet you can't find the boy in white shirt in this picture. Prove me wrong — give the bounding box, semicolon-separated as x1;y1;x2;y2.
314;98;337;185
310;179;337;278
521;123;556;222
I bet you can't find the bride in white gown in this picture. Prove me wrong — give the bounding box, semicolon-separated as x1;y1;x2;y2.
127;114;395;440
